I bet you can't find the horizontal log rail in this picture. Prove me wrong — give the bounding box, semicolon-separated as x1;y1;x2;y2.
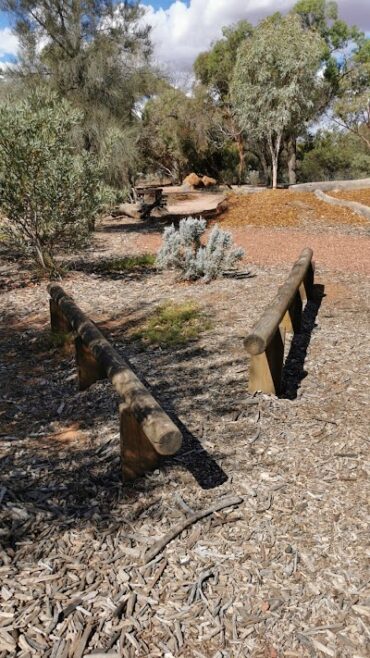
48;284;182;480
244;248;314;394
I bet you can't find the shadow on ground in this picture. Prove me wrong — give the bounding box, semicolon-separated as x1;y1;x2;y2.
281;283;325;399
0;302;232;548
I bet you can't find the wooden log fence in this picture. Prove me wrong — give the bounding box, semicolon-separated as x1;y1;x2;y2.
48;284;182;480
244;248;314;395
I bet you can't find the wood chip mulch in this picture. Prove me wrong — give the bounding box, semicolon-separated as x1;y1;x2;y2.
1;244;369;657
328;189;370;207
219;191;369;229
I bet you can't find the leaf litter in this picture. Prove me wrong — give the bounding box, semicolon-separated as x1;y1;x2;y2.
0;209;369;657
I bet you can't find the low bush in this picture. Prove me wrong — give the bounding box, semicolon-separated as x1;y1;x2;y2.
0;91;101;272
156;217;244;281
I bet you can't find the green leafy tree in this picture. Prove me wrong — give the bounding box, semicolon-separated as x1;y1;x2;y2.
285;1;363;183
1;0;156;188
140;86;220;183
334;39;370;150
299;130;370;181
293;0;364;103
194;21;254;182
231;14;324;188
0;92;101;270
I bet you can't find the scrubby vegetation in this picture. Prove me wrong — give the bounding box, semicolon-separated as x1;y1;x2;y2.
0;92;101;271
156;217;244;281
0;0;368;272
94;255;156;274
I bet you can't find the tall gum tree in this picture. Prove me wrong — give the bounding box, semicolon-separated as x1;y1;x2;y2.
290;0;365;182
231;14;324;189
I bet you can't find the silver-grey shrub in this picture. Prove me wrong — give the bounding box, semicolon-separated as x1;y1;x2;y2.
156;217;244;281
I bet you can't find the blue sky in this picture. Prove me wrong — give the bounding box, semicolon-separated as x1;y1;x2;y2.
0;11;9;28
1;1;369;73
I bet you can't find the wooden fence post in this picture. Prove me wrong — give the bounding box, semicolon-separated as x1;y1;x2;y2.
280;290;302;334
248;326;285;395
75;336;106;391
300;261;314;301
244;248;314;395
50;299;72;334
119;403;160;480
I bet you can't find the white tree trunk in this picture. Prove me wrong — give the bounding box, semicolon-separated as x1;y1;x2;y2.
272;157;278;189
268;133;282;189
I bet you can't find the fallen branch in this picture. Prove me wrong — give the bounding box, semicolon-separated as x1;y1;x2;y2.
143;495;243;563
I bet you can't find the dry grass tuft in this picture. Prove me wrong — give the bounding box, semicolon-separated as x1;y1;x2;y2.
131;300;212;347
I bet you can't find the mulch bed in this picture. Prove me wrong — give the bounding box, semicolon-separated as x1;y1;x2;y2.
1;242;369;656
219;190;368;229
328;189;370;207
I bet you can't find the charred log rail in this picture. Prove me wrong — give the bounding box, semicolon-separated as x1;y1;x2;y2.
244;248;314;395
48;284;182;480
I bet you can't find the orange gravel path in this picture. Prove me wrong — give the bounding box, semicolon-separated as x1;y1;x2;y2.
231;227;370;274
118;226;370;275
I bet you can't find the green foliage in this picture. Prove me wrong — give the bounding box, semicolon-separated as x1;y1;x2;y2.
194;21;255;183
334;37;370;150
100;125;143;190
0;91;101;270
140;87;221;182
1;0;158;190
299;130;370;181
293;0;364;98
132;301;211;347
157;217;244;282
231;14;324;187
194;21;253;101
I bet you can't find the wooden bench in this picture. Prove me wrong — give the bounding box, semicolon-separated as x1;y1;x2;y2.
48;284;182;479
244;248;314;395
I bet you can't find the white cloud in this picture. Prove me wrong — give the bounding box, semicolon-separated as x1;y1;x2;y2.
143;0;370;76
0;27;19;61
143;0;288;76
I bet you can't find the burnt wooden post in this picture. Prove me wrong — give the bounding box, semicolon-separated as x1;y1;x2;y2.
244;248;314;395
48;284;182;479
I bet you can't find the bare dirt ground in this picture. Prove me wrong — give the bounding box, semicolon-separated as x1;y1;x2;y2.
0;190;369;657
92;188;370;275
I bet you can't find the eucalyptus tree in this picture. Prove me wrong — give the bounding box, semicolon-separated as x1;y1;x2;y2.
231;14;324;189
194;20;254;182
279;0;364;183
294;0;363;99
334;38;370;150
140;86;221;183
